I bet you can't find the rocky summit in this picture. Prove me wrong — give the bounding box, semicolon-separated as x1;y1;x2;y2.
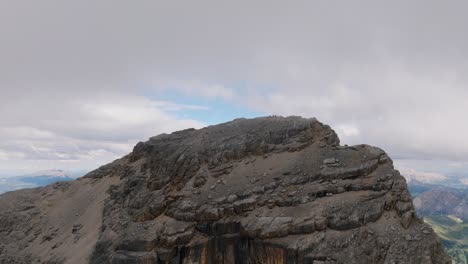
0;116;451;264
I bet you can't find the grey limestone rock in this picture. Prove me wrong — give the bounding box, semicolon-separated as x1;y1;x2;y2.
0;116;451;264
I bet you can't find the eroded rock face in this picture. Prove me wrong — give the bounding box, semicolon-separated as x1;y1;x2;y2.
0;116;451;264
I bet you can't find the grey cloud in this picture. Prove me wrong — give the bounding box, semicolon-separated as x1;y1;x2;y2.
1;0;468;172
0;92;206;171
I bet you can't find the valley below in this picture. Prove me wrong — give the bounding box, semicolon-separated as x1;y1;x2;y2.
407;178;468;264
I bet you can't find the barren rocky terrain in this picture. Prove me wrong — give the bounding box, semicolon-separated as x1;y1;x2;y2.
0;116;451;263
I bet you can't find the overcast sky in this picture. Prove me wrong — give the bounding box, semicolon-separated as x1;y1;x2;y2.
1;1;468;179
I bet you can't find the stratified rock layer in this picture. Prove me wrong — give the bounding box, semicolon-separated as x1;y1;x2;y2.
0;116;451;264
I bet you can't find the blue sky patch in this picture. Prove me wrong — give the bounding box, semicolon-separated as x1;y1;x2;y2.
149;90;263;125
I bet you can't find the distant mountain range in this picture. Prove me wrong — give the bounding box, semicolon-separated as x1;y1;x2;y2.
404;172;468;264
0;169;84;194
403;168;467;191
16;170;74;186
414;187;468;221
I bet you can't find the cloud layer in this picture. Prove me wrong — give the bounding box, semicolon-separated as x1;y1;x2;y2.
2;1;468;173
0;92;205;173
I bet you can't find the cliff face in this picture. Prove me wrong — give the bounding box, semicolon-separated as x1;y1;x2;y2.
0;116;451;264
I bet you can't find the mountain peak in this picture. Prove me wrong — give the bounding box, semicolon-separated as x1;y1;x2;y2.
0;116;451;263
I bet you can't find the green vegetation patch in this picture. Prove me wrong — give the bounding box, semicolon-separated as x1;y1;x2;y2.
424;215;468;264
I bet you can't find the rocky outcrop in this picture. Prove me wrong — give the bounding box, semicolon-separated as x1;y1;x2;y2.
0;116;451;263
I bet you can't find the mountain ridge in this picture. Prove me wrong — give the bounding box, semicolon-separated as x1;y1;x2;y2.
0;116;451;263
